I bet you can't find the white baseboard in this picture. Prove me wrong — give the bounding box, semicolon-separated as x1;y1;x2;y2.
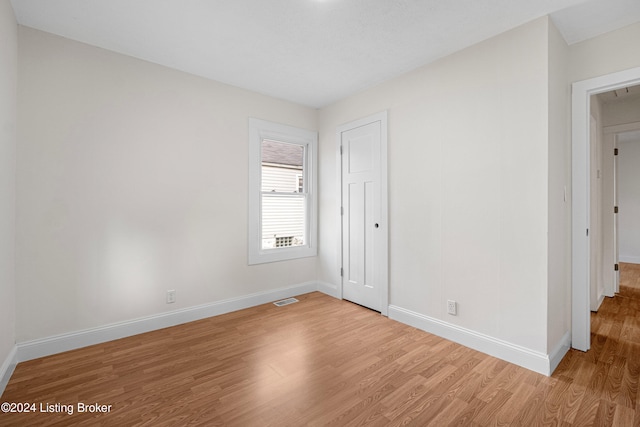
17;281;319;363
317;281;340;299
4;286;564;396
549;331;571;375
388;305;552;376
619;256;640;264
0;345;18;397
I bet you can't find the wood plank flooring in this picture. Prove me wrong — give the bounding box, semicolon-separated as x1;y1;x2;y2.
621;262;640;298
2;269;640;426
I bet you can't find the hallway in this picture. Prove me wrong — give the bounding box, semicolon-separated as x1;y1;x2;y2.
552;262;640;424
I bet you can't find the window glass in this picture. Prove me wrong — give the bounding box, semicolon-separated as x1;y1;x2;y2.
261;140;306;249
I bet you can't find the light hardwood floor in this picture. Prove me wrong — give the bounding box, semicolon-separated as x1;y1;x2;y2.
1;274;640;426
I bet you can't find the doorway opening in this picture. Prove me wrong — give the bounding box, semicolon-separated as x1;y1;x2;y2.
613;124;640;299
588;87;640;312
572;67;640;351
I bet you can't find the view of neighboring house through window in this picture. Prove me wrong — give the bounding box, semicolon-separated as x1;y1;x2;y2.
261;140;306;249
248;118;317;265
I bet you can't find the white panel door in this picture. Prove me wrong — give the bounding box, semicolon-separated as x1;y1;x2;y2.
339;113;387;313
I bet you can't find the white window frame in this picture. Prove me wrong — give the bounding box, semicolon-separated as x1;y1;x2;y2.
248;118;317;265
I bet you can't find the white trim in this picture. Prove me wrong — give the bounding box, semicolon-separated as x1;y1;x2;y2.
388;305;552;376
335;131;344;300
549;331;571;375
379;112;389;316
0;345;18;397
601;130;616;298
336;111;389;316
604;121;640;135
572;66;640;352
317;281;340;299
16;282;317;363
619;256;640;264
248;118;318;265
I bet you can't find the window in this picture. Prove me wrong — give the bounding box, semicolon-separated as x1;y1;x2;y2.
296;174;303;193
275;236;294;247
248;118;317;264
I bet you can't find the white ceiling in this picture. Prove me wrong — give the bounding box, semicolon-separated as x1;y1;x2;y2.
10;0;640;108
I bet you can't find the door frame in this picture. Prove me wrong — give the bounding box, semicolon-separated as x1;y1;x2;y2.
572;66;640;351
589;113;603;312
336;111;389;315
603;122;640;294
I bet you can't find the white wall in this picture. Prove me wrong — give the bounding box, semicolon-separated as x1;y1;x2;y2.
547;21;570;353
9;10;640;374
589;96;606;310
567;20;640;352
569;22;640;84
618;138;640;263
602;96;640;127
319;18;551;354
16;27;318;342
0;0;18;384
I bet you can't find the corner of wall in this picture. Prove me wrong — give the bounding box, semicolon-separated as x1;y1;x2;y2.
389;305;555;376
0;346;18;398
0;0;18;398
546;14;572;355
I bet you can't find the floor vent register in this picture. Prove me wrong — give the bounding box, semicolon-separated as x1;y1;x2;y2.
273;297;299;307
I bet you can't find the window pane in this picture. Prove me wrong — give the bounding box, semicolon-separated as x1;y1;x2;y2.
261;195;305;249
261;140;304;193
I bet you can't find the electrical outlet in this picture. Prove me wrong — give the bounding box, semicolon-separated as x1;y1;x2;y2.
167;290;176;304
447;300;457;316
